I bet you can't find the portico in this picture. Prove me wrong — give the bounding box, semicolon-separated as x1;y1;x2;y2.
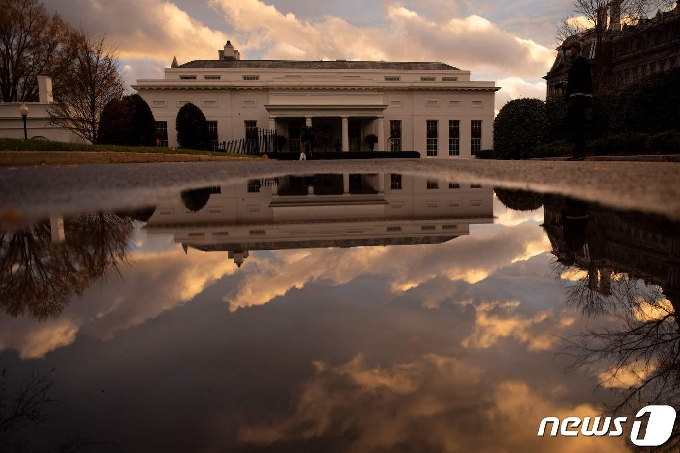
265;91;388;152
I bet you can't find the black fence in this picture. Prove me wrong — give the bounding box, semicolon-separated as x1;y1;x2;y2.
217;128;277;155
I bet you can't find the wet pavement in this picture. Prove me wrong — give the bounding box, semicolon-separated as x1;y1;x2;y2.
1;166;679;452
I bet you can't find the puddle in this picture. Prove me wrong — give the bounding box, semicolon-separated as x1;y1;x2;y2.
1;172;678;452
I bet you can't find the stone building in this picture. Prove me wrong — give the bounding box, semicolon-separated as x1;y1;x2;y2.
145;174;494;267
544;0;680;97
133;41;499;157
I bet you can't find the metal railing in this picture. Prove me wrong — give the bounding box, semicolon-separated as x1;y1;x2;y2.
216;128;277;155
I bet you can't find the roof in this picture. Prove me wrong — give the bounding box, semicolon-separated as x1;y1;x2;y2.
178;60;460;71
185;236;457;252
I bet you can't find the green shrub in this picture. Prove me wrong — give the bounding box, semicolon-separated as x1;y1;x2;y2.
545;96;568;143
474;149;496;159
176;102;209;150
493;98;548;159
646;131;680;154
494;188;544;212
98;94;157;146
590;133;649;155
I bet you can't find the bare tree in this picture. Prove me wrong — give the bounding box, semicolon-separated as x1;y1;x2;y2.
555;0;677;92
0;213;133;320
48;33;125;144
0;0;78;102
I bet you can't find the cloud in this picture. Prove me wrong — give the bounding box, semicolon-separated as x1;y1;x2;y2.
224;221;551;311
461;300;576;351
44;0;227;67
237;353;627;452
495;76;548;112
209;0;554;80
0;246;237;358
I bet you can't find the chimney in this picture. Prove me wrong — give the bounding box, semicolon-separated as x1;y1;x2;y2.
609;0;622;31
37;76;53;104
222;40;240;61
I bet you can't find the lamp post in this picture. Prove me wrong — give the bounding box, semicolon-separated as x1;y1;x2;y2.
18;103;29;140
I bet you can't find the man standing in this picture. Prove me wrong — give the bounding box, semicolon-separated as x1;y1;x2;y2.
557;41;593;160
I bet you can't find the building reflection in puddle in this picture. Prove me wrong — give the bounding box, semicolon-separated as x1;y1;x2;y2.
146;173;494;268
2;182;680;452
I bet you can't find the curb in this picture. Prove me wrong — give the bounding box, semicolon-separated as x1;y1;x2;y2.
0;151;262;166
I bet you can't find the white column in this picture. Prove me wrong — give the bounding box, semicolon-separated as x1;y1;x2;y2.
342;117;349;152
343;172;350;195
272;182;278;196
308;184;315;196
269;117;275;131
50;216;65;243
305;117;312;128
377;173;385;194
377;117;384;152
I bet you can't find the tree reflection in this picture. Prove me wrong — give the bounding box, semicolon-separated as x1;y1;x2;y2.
0;213;134;320
544;195;680;451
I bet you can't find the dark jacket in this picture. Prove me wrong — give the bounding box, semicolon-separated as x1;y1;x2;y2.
566;55;593;99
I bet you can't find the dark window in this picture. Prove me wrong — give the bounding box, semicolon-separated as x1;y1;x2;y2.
390;120;402;152
471;120;482;155
390;174;402;190
155;121;168;147
449;120;460;156
207;121;218;151
426;120;438;157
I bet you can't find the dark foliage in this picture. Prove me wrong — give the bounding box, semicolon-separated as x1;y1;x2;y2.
98;94;156;147
176;102;209;150
181;188;213;212
494;188;544;212
493;98;548;159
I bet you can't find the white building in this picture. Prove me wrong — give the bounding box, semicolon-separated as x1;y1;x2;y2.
0;76;84;143
133;41;499;157
145;173;494;267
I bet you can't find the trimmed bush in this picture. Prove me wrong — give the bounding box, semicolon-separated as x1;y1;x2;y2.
474;149;496;159
590;133;649;155
176;102;209;150
494;188;544;212
646;131;680;154
98;94;156;146
493;98;548;159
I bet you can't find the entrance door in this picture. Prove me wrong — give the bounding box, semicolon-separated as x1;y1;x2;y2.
349;120;361;152
288;119;301;153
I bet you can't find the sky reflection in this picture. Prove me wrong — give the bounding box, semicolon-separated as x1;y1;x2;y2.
1;177;678;452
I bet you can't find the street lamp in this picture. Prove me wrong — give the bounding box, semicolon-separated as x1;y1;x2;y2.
18;103;29;140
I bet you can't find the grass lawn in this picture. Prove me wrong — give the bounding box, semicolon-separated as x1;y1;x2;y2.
0;138;255;158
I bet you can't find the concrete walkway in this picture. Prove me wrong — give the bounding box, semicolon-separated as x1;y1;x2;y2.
0;159;678;222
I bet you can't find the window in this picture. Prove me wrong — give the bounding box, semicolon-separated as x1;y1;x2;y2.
390;174;402;190
245;120;259;153
425;99;440;107
442;77;458;82
155;121;168;147
389;120;402;152
207;121;218;151
177;100;191;107
426;120;438;157
387;226;402;232
471;101;483;108
243;75;260;81
203;99;217;108
471;120;482;156
180;75;197;80
247;179;261;193
449;120;460;156
384;76;401;82
420;76;436;81
205;75;221;80
426;179;439;189
152;100;167;108
449;100;461;107
449;183;460;189
389;100;403;107
471;184;482;188
242;99;257;108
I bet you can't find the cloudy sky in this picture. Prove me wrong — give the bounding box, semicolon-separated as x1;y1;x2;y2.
41;0;575;112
